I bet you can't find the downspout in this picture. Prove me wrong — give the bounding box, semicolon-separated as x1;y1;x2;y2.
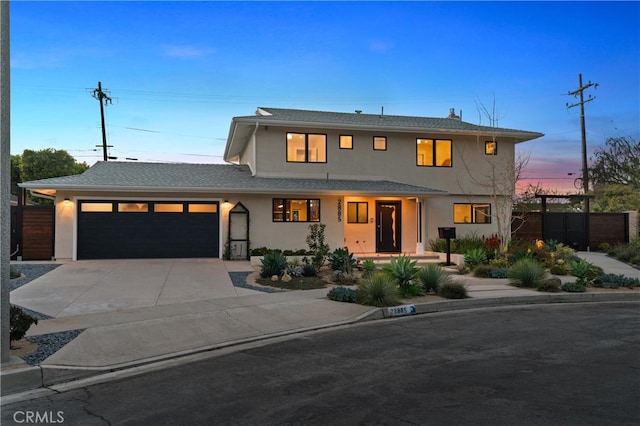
250;122;259;176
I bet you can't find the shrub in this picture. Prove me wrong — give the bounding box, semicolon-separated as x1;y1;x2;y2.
327;286;358;303
473;264;495;278
10;305;38;343
260;251;288;278
490;267;509;279
438;282;468;299
416;264;452;293
357;273;401;307
561;282;587;293
399;283;423;298
508;258;546;288
453;232;486;254
251;246;270;256
549;264;567;275
464;248;488;269
10;266;21;279
361;259;377;277
568;259;601;286
457;265;470;275
594;273;640;289
489;257;509;268
382;255;418;288
329;247;356;273
301;263;318;277
537;277;561;292
306;223;330;272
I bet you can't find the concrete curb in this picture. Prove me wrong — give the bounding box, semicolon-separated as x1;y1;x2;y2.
2;292;639;401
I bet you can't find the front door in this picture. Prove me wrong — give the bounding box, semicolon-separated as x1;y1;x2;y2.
376;201;401;253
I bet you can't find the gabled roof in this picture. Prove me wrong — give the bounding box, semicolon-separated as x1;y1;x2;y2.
19;162;446;197
225;107;544;161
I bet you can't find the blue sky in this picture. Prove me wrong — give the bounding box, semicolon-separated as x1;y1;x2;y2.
10;1;639;193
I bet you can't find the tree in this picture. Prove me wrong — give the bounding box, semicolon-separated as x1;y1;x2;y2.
456;99;531;251
591;184;640;213
588;137;640;189
10;154;21;195
12;148;89;203
20;148;88;182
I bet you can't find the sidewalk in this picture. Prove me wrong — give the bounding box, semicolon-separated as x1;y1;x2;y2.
2;252;639;399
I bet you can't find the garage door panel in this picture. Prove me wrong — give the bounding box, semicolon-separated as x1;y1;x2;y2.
78;201;219;259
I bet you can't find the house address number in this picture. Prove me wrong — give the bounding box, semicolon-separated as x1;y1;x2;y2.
386;304;416;317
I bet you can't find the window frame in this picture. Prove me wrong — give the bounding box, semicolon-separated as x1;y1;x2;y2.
347;201;368;224
286;132;327;163
339;135;353;150
485;141;498;155
272;198;321;222
416;138;452;167
373;136;387;151
453;203;492;224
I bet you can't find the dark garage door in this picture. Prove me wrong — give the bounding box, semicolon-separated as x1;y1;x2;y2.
77;200;219;259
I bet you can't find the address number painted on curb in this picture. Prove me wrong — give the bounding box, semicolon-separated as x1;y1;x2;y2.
387;304;417;317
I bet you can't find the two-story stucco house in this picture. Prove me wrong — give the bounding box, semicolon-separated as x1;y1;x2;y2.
19;107;543;260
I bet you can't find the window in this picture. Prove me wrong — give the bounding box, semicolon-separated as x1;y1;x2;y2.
417;139;452;167
188;204;218;213
118;203;149;212
453;203;491;224
339;135;353;149
485;141;498;155
154;203;183;213
347;202;368;223
80;202;113;212
373;136;387;151
273;198;320;222
287;133;327;163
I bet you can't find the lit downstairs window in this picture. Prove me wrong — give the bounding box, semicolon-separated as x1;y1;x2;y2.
453;203;491;224
273;198;320;222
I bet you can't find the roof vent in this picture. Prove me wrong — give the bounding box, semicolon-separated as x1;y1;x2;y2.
448;108;461;120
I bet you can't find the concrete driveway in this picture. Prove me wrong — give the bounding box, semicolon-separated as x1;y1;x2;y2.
10;259;260;318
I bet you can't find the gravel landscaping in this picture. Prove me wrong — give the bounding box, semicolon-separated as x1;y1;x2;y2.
228;271;284;293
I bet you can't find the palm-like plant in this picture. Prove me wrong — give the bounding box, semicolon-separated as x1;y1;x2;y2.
382;255;418;288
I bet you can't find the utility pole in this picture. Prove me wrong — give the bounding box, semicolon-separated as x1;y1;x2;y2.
566;74;598;252
566;73;598;193
92;81;112;161
1;0;11;364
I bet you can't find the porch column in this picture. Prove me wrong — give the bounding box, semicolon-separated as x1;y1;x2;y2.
416;198;424;254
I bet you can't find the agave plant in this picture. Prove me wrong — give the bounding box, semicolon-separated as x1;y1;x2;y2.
260;251;288;278
464;248;488;269
382;254;419;287
329;247;356;273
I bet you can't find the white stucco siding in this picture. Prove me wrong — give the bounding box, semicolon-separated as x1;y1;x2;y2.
225;194;344;252
424;195;501;246
251;126;518;196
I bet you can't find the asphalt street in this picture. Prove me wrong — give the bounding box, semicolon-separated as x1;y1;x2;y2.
2;302;639;425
